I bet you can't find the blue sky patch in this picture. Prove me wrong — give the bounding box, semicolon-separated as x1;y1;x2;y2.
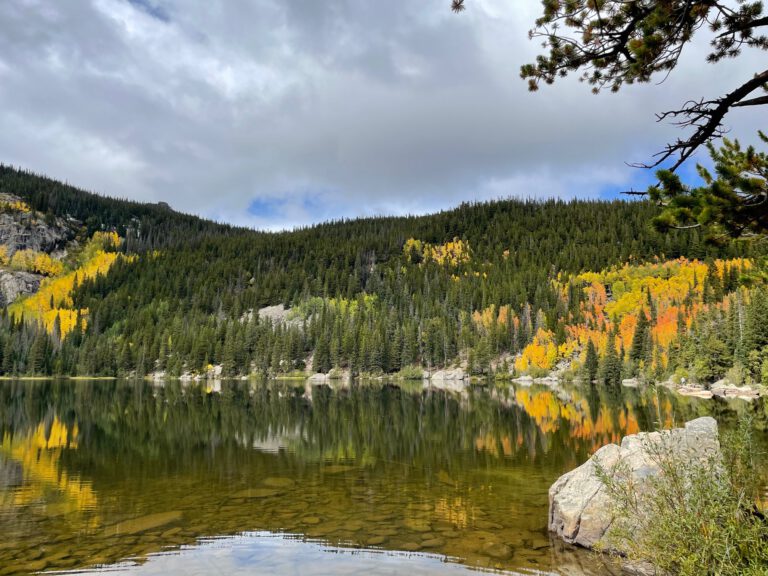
126;0;170;23
248;197;286;220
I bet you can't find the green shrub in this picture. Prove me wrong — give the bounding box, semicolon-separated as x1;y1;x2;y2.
396;365;425;380
725;362;747;386
597;416;768;575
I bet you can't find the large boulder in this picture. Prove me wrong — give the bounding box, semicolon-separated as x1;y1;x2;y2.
548;417;720;550
430;368;465;382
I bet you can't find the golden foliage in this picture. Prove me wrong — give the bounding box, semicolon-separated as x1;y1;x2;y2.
0;198;31;213
9;249;64;276
515;328;558;372
471;304;512;331
8;234;126;337
545;257;751;373
1;417;98;516
404;237;471;267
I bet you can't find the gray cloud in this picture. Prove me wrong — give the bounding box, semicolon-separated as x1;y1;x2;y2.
0;0;763;229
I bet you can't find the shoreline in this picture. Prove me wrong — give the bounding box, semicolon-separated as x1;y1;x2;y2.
0;372;764;402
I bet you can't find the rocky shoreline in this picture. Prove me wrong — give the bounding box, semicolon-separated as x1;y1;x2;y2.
143;364;767;404
673;381;764;401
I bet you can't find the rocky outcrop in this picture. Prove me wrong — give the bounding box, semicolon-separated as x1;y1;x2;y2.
512;374;559;387
430;368;465;382
0;194;76;305
258;304;291;324
307;373;330;385
548;417;720;550
677;385;714;399
0;210;73;255
0;269;42;306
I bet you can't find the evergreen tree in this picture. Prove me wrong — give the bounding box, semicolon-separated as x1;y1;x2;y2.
600;334;622;387
583;339;598;384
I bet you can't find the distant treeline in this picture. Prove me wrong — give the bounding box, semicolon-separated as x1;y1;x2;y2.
0;165;764;383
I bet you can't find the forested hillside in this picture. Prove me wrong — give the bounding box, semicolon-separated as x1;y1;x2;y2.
0;165;765;384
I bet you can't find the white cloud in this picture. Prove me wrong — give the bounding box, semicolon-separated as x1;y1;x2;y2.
0;0;762;229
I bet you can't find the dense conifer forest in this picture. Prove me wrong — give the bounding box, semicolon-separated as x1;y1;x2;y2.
0;165;766;384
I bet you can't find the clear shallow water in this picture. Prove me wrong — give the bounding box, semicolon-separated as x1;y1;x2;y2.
0;379;764;576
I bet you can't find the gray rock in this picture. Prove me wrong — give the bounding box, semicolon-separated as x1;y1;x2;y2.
430;368;465;381
534;375;560;387
0;269;42;306
549;417;720;550
0;210;73;256
512;375;534;386
307;373;329;384
677;385;714;399
257;304;291;323
711;383;762;400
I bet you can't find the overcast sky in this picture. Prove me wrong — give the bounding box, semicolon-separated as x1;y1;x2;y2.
0;0;762;229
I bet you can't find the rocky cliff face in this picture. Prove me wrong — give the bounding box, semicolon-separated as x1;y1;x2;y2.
0;270;43;307
0;210;73;256
0;193;77;305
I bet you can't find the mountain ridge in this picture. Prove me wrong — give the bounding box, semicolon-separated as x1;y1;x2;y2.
0;165;764;387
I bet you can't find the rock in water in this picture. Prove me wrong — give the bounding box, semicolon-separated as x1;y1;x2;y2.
104;511;183;536
548;417;720;550
430;368;465;382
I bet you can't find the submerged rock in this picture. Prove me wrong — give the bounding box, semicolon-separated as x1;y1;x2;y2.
105;511;183;536
548;417;720;550
231;488;282;499
262;477;296;488
481;541;512;559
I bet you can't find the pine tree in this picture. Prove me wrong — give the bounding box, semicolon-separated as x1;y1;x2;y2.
600;334;622;387
583;339;598;383
629;311;650;375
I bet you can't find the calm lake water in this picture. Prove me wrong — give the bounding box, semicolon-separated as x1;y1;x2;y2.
0;379;765;576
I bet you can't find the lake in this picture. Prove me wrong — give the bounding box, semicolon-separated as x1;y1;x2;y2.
0;379;764;575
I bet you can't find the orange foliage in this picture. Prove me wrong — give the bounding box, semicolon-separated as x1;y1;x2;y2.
516;257;753;375
472;304;512;331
